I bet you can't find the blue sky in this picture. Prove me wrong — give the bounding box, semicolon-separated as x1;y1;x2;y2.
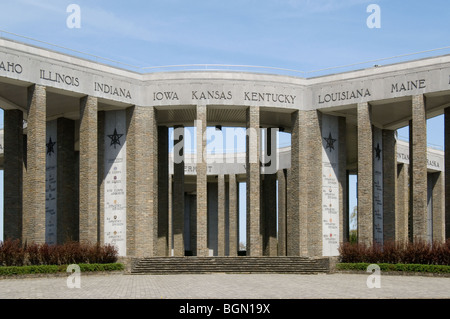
1;0;450;71
0;0;449;241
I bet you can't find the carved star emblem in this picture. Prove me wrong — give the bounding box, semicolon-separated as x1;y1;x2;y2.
46;137;56;156
375;143;382;160
107;128;123;149
323;132;336;152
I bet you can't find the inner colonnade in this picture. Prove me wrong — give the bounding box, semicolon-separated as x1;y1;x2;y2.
1;38;449;259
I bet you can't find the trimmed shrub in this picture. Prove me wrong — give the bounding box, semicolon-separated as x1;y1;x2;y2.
338;239;450;266
338;241;366;263
0;239;25;266
0;239;118;266
25;242;41;265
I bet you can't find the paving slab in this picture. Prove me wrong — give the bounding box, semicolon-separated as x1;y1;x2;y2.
0;273;448;299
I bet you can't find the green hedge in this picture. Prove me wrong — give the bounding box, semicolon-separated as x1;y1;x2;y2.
0;263;124;276
337;263;450;274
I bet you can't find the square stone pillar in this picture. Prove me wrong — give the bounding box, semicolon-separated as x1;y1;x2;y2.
262;128;278;256
430;172;445;242
196;104;208;256
126;106;158;257
157;125;169;256
207;182;218;255
228;174;238;256
322;114;345;256
445;107;450;239
372;127;383;245
246;105;261;256
217;174;226;256
79;95;98;244
277;169;287;256
4;109;24;241
173;125;185;256
396;163;410;243
410;95;428;242
344;171;350;243
168;174;173;255
382;130;397;243
189;194;197;255
357;102;373;246
23;84;46;244
306;110;322;257
338;117;348;246
56;118;77;243
97;111;105;246
287;111;308;256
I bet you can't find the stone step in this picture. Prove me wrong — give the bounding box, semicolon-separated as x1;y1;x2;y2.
132;270;327;274
135;257;317;263
130;257;329;274
133;262;325;267
135;262;318;265
133;264;326;269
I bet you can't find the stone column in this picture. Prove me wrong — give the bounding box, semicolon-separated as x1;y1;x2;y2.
184;194;191;253
23;84;46;244
431;172;445;242
344;171;350;243
262;191;277;255
217;174;226;256
410;95;428;242
127;106;158;257
382;130;397;243
277;169;287;256
189;194;197;255
224;180;230;256
357;102;373;246
173;125;185;256
445;107;450;239
262;128;278;256
246;105;261;256
79;95;98;244
168;174;173;255
196;104;208;256
56;118;77;243
287;111;308;256
44;120;57;245
338;117;348;246
306;111;322;257
372;127;383;245
157;125;169;256
321;114;343;256
97;111;105;245
4;109;24;241
228;174;238;256
396;163;410;243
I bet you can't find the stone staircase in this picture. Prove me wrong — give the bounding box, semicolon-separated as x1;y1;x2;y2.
130;256;330;275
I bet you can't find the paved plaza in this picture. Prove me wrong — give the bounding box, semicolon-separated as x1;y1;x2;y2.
0;272;448;299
